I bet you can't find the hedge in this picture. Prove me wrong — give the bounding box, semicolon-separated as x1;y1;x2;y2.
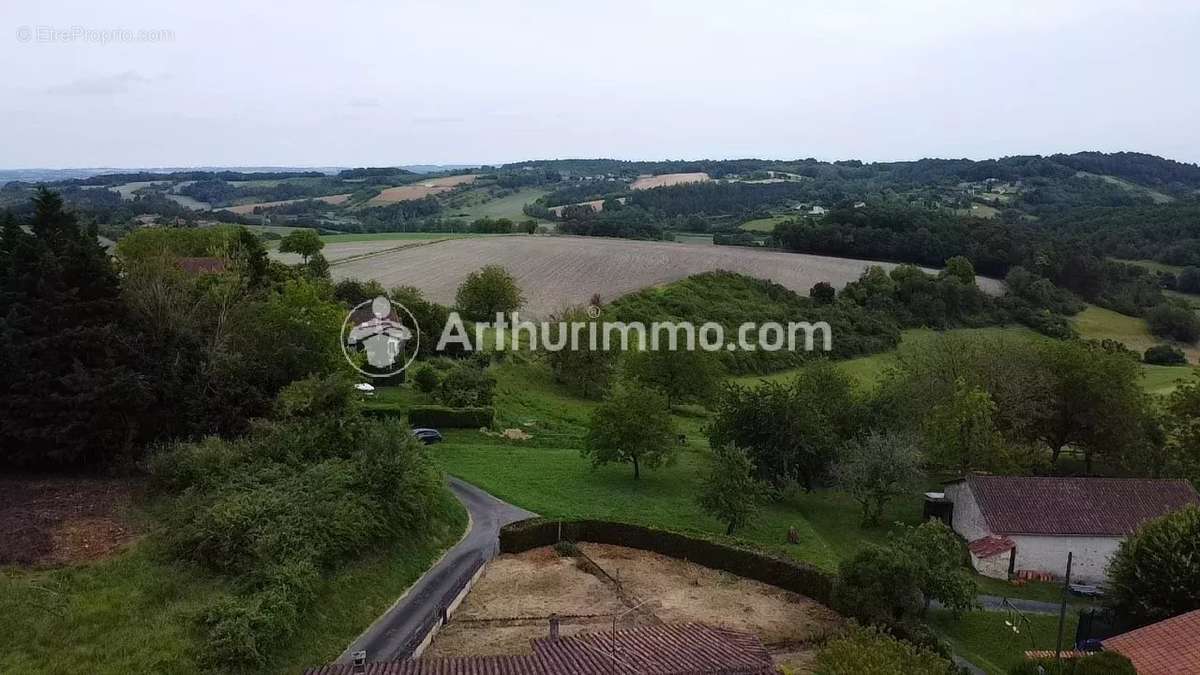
499;518;834;605
407;405;495;428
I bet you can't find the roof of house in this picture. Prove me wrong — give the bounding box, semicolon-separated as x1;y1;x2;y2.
1103;609;1200;675
176;257;227;274
949;475;1199;537
967;535;1015;559
304;623;775;675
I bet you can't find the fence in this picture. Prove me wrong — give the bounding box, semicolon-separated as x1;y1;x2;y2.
499;518;834;605
394;551;485;659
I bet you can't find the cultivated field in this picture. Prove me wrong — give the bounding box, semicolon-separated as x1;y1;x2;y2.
270;237;450;265
331;235;1003;317
630;172;710;190
366;174;479;206
226;193;350;214
426;543;839;666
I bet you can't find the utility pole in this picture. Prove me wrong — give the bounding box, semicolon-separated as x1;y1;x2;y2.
1055;551;1074;663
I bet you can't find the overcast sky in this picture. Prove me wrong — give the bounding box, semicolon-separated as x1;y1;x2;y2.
2;1;1198;169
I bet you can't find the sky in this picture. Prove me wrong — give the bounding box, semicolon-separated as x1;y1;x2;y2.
2;0;1199;169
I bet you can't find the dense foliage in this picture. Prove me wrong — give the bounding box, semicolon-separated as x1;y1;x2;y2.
1106;505;1200;624
812;624;957;675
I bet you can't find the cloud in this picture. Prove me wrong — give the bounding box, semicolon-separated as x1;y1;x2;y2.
348;97;380;108
45;71;163;96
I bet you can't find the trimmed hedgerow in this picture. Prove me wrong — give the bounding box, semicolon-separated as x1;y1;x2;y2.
407;405;495;429
499;518;834;604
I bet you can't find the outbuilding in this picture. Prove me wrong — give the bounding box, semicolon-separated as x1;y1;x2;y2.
942;475;1198;584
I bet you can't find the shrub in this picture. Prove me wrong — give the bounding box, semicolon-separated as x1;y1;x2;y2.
814;624;957;675
412;363;440;393
1143;343;1187;365
437;364;496;407
832;544;923;627
407;405;495;428
1107;504;1200;623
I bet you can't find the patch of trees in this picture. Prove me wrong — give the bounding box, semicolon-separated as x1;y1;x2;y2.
557;204;668;240
337;167;416;179
1051;150;1200;191
1;191;348;469
541;181;630;207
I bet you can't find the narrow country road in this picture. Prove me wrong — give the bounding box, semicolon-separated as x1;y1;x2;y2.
337;476;535;663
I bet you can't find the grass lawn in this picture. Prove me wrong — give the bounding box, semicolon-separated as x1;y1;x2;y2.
1072;303;1200;366
928;610;1079;675
740;214;792;232
0;493;466;675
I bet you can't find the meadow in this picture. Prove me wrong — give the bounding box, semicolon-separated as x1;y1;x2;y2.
739;214;792;232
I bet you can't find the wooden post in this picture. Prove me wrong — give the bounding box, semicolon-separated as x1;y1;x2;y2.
1055;551;1073;663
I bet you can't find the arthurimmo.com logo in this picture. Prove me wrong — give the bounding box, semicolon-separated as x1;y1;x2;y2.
341;296;420;378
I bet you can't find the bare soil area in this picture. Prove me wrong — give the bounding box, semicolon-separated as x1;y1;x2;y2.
631;173;711;190
367;175;479;206
332;235;1003;317
0;476;141;566
426;544;840;667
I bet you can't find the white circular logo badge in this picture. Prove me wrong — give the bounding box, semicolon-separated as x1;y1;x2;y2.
341;295;421;378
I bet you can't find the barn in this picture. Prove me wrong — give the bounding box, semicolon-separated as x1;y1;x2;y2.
941;475;1199;584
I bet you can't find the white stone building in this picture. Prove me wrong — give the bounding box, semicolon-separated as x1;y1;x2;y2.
941;475;1199;584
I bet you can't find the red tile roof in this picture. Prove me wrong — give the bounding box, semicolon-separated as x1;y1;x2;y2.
1103;609;1200;675
955;475;1199;536
968;535;1015;559
176;257;227;274
304;623;775;675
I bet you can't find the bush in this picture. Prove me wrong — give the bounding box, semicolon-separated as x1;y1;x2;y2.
407;405;495;428
412;363;440;393
1107;504;1200;624
1143;343;1187;365
814;624;957;675
1010;652;1136;675
832;544;923;628
437;363;496;407
148;379;446;669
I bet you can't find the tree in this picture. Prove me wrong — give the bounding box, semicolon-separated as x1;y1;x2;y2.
583;382;676;479
941;255;976;284
0;190;152;468
1107;505;1200;624
809;281;836;304
278;228;324;264
1147;302;1200;343
455;264;525;321
697;444;767;534
832;544;924;626
411;363;440;394
1160;375;1200;483
893;520;977;616
624;347;724;407
922;377;1001;474
540;304;617;398
814;624;956;675
1144;343;1187;365
833;431;924;526
437;363;496;407
709;360;861;490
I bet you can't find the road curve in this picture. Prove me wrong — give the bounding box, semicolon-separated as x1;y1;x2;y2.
337;476;536;663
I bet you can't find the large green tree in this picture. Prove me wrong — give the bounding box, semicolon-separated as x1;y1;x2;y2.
583;382;676;479
833;431;925;526
1107;505;1200;624
624;346;724;407
0;190;152;467
455;264;525;321
278;228;324;264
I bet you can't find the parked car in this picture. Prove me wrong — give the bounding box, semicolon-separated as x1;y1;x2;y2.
412;428;443;445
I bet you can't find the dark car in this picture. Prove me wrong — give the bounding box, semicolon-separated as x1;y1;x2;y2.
412;428;443;445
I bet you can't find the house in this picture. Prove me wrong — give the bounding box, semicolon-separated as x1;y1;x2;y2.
1102;609;1200;674
942;475;1199;583
304;623;775;675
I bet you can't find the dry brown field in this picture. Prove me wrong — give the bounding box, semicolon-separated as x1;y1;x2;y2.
330;235;1002;317
366;174;479;206
630;172;711;189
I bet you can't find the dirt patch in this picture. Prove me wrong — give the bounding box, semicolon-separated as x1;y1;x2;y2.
426;544;840;666
580;543;841;645
630;172;710;190
0;476;141;566
367;175;479;206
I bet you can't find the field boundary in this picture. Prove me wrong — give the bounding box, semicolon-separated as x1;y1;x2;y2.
328;238;454;267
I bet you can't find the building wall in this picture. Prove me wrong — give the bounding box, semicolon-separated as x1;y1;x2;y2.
1009;535;1123;584
945;481;991;542
970;550;1011;580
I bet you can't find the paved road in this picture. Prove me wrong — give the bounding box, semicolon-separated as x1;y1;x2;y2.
338;476;536;663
